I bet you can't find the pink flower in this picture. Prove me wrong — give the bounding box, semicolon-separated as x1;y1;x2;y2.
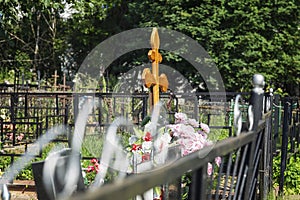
167;124;181;137
175;112;188;124
198;130;207;139
215;157;221;167
179;133;206;156
16;133;24;141
188;118;199;127
207;163;213;176
169;123;196;138
200;123;210;134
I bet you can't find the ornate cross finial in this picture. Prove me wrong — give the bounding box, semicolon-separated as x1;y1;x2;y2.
142;28;169;108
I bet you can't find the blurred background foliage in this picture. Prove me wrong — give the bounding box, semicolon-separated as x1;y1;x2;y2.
0;0;299;95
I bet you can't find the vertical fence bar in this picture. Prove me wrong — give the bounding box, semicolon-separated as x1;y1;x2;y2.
64;104;69;125
279;98;289;195
142;94;147;121
259;93;273;199
73;93;79;123
10;93;17;146
228;147;242;200
273;94;280;153
289;99;294;154
268;96;274;193
24;93;28;117
190;166;206;200
222;153;233;200
56;94;59;116
296;106;300;150
215;156;225;200
0;118;3;143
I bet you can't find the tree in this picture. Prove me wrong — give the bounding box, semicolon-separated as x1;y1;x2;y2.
102;0;299;95
0;0;69;82
63;0;123;80
0;0;299;95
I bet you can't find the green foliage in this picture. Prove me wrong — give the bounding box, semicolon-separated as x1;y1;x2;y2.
1;0;299;94
0;142;69;181
115;0;299;95
16;165;33;180
273;151;300;195
0;0;70;80
0;156;11;175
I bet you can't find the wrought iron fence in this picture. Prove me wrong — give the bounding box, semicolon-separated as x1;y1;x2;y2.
0;79;299;199
64;74;273;200
276;96;300;195
69;110;273;200
0;91;238;149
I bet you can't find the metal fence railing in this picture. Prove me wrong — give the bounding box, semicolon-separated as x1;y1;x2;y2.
69;110;273;200
0;76;299;199
65;74;273;200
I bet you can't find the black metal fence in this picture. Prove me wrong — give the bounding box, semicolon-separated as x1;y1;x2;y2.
63;74;276;200
0;91;237;149
0;92;71;147
274;96;300;195
0;82;299;199
68;92;273;200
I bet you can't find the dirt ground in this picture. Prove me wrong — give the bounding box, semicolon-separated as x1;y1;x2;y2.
7;180;37;200
6;181;300;200
10;191;37;200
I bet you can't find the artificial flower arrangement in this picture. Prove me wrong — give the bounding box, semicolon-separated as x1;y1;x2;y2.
127;112;221;175
82;158;100;185
83;112;221;191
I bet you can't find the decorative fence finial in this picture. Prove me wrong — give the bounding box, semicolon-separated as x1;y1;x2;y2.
142;28;168;109
252;74;265;94
250;74;265;131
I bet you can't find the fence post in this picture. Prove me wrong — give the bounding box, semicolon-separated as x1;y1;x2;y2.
244;74;265;199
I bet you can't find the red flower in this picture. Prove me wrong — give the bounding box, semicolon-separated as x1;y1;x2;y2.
142;153;151;162
131;144;141;151
94;163;100;173
87;166;95;173
91;158;98;164
143;132;152;141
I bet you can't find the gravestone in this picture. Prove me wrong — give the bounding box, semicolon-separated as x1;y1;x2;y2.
32;148;85;200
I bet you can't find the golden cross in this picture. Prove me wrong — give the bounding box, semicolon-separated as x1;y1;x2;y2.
142;28;169;108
